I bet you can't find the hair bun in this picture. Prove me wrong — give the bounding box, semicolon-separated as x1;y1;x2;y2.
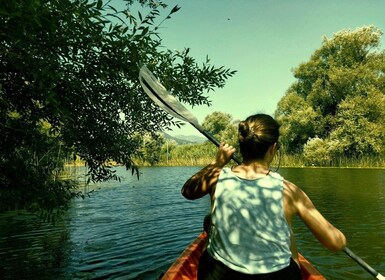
238;121;253;142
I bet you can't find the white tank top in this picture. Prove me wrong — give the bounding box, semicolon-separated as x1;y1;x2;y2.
207;167;292;274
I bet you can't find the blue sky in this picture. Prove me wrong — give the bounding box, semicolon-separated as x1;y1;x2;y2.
133;0;385;136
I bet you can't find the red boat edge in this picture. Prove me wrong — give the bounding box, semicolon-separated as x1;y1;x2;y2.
161;232;326;280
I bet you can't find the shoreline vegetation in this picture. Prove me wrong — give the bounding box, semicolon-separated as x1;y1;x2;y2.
65;154;385;169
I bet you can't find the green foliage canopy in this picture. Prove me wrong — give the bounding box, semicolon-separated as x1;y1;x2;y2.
201;111;239;146
275;26;385;162
0;0;236;212
0;0;235;182
138;132;165;165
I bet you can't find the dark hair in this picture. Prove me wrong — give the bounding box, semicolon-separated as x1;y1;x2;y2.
238;114;280;161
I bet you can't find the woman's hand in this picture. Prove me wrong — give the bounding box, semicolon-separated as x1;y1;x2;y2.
212;143;236;167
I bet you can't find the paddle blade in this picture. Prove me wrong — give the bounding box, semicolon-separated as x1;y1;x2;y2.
139;65;242;164
139;66;199;126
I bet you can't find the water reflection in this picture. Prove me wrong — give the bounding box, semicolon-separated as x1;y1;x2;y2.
0;167;384;279
64;166;210;279
0;212;70;280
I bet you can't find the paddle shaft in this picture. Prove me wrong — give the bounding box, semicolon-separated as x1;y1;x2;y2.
343;247;384;279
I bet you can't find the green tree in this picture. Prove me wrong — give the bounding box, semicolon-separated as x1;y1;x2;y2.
330;90;385;156
139;132;165;165
201;111;238;146
303;137;333;166
275;92;322;153
275;26;385;159
0;0;235;211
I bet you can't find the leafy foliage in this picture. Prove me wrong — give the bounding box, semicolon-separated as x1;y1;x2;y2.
202;111;239;146
0;0;235;211
137;132;165;165
275;26;385;161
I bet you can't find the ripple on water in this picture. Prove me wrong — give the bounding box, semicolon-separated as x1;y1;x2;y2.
1;167;384;280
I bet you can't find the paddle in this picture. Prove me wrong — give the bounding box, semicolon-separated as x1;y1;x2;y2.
343;248;384;279
138;65;241;164
138;65;384;279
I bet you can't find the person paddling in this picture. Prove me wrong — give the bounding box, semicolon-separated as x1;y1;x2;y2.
181;113;346;280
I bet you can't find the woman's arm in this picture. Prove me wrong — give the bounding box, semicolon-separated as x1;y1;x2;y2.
285;180;347;251
181;143;236;200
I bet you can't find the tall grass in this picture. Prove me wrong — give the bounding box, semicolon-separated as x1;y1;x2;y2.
329;155;385;168
155;153;385;168
65;151;384;169
273;153;385;169
157;156;214;167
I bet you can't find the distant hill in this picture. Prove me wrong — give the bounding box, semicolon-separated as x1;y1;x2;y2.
162;132;206;144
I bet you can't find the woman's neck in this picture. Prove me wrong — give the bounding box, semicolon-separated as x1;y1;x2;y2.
232;160;271;179
242;159;270;170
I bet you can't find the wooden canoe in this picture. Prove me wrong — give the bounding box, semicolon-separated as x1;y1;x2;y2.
161;232;326;280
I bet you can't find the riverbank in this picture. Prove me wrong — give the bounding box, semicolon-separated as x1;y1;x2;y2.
66;154;385;169
139;154;385;169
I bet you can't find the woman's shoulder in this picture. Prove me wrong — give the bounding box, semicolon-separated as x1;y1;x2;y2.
268;170;285;181
283;179;300;193
283;179;309;205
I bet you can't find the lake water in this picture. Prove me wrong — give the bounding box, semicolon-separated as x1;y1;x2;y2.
0;166;384;279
